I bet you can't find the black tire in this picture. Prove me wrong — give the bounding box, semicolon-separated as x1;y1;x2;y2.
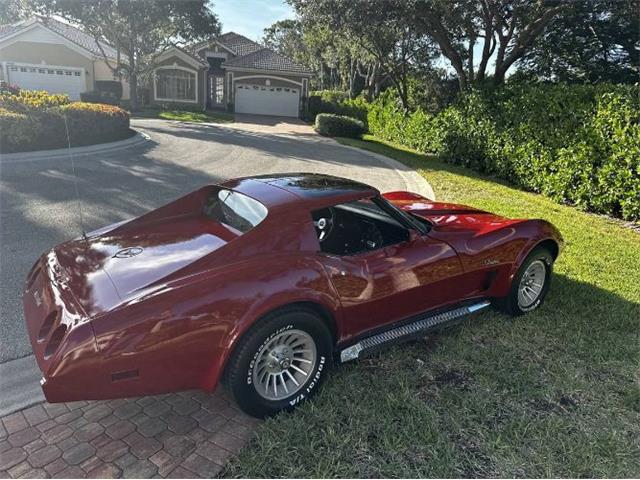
494;246;554;316
225;307;333;418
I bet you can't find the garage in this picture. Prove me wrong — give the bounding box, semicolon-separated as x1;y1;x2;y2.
235;83;300;117
6;63;85;100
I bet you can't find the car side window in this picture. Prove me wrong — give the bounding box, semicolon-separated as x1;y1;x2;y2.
203;188;268;234
311;198;409;256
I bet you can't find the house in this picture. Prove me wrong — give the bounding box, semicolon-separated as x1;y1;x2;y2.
151;32;313;117
0;16;129;100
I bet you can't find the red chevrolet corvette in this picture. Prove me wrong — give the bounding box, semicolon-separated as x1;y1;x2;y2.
23;173;562;417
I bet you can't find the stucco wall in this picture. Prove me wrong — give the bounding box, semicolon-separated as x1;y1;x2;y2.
150;56;206;109
1;41;131;99
0;41;94;90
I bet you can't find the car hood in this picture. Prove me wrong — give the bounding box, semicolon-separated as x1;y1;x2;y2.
53;214;238;317
383;191;520;235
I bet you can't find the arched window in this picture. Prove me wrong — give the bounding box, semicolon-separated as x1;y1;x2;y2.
155;68;196;101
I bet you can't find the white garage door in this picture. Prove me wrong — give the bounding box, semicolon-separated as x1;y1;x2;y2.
235;83;299;117
6;63;85;100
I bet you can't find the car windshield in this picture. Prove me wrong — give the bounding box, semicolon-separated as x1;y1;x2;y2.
204;188;268;233
376;196;431;233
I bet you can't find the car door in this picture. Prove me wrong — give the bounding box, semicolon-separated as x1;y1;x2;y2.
315;204;465;341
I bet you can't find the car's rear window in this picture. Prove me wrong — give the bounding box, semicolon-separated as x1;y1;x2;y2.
204;188;268;233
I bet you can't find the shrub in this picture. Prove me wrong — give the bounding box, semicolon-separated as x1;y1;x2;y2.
310;90;351;104
0;90;131;153
59;102;130;146
0;89;70;110
81;81;123;105
308;91;369;124
315;113;366;138
367;83;640;221
80;90;120;105
0;82;20;96
95;80;123;100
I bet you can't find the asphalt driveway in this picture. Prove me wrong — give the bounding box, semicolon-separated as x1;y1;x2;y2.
0;117;431;363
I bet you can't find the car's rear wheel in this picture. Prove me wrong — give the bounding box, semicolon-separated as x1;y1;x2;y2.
494;246;554;316
225;307;332;418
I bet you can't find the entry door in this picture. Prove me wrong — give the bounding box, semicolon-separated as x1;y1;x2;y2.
235;83;300;117
320;234;464;341
209;76;224;107
7;63;85;100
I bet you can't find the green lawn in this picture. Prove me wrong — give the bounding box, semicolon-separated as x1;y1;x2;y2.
133;109;234;123
224;135;640;478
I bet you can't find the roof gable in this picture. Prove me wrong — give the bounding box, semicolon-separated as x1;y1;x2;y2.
223;48;312;75
155;45;207;68
0;17;118;59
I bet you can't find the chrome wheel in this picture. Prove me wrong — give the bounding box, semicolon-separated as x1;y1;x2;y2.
517;260;546;308
252;329;317;401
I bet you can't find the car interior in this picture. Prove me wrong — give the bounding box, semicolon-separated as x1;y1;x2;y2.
312;198;410;256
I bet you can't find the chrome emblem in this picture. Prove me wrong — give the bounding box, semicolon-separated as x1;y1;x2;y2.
113;247;143;259
33;290;42;307
483;259;499;266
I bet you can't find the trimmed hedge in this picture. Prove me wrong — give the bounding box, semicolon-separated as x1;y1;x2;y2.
81;80;123;105
0;90;131;153
366;84;640;221
308;90;369;124
315;113;366;138
0;89;70;110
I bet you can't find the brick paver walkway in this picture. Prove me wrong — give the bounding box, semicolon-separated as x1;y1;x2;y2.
0;389;260;478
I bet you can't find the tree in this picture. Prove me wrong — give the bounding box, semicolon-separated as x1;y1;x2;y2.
0;0;33;24
35;0;220;109
518;0;640;83
290;0;435;111
263;19;306;61
407;0;566;89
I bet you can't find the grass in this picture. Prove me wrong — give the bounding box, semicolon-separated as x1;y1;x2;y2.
133;108;234;123
224;135;640;478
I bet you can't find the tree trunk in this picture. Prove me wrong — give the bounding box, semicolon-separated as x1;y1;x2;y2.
373;63;382;98
349;57;356;98
129;71;138;111
467;32;476;85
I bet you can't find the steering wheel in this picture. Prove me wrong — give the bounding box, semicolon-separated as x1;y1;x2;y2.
313;208;334;242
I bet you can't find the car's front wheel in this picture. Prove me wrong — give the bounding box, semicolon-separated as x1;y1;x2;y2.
225;307;332;418
494;246;554;316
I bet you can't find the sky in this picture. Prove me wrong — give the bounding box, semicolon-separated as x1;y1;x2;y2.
212;0;296;42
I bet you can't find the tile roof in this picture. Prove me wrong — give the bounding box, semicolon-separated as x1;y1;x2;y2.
0;24;22;39
163;44;207;67
189;32;311;75
216;32;262;57
0;17;118;59
223;48;312;74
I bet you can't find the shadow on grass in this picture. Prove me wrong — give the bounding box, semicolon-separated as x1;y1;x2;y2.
225;273;640;478
336;135;521;190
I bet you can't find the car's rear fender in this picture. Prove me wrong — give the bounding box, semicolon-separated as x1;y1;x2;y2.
199;257;341;392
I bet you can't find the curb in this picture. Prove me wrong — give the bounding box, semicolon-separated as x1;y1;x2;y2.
132;118;435;199
0;129;151;163
0;354;44;417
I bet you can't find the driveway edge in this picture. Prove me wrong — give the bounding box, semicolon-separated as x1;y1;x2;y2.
330;140;436;200
130;118;435;200
0;129;151;163
0;354;44;417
